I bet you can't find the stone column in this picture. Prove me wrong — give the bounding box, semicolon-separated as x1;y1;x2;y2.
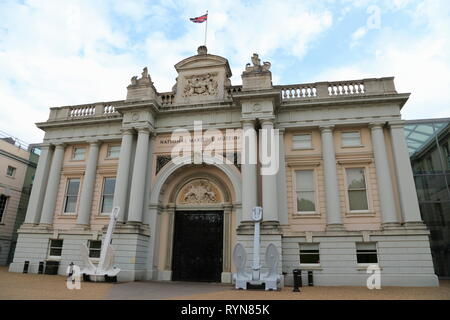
127;128;150;223
370;122;399;227
320;126;343;230
277;129;289;225
241;120;258;222
260;119;279;223
112;129;134;222
389;121;424;225
222;205;233;282
76;141;100;226
165;205;175;272
40;143;65;225
24;144;53;224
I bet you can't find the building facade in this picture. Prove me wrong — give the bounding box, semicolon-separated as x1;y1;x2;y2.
405;119;450;278
0;135;39;265
9;46;438;286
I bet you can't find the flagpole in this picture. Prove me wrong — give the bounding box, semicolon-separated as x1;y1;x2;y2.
204;10;208;46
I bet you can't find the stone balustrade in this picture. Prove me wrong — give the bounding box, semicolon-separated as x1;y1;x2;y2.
160;92;175;106
46;77;397;121
48;101;123;121
281;83;317;99
103;104;117;114
278;77;397;101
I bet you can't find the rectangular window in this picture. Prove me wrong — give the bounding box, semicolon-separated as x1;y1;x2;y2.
89;240;102;258
299;243;320;264
48;239;63;257
6;166;16;177
292;134;312;149
101;177;116;214
107;145;120;159
346;168;369;211
295;170;316;212
63;178;80;213
72;147;85;160
356;243;378;264
0;195;8;222
342;131;361;147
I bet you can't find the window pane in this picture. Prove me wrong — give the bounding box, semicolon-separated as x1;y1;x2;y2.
49;248;62;256
51;239;63;248
346;168;366;189
0;195;7;213
67;179;80;195
6;166;15;176
89;249;101;258
101;196;113;213
108;145;120;158
296;170;314;191
89;240;102;258
342;131;361;147
299;244;320;264
300;253;320;264
64;196;77;213
293;134;311;149
297;191;316;211
357;252;378;263
103;178;116;194
73;148;85;160
90;241;102;249
348;190;368;210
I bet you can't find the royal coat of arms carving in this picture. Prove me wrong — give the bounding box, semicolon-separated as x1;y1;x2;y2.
178;179;220;204
183;73;218;97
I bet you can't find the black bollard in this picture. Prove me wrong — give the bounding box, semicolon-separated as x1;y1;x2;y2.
23;261;29;273
308;270;314;286
292;269;302;292
38;261;44;274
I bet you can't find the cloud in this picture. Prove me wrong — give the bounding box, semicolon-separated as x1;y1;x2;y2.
0;0;335;143
315;0;450;120
0;0;448;145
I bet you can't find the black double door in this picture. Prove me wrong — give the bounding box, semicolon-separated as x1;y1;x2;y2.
172;211;223;282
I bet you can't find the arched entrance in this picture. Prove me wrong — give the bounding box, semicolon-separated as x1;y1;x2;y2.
172;178;225;282
148;156;241;283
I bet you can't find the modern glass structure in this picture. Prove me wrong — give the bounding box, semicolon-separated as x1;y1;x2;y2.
405;118;450;278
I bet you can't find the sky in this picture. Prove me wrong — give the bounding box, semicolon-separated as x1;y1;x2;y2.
0;0;449;144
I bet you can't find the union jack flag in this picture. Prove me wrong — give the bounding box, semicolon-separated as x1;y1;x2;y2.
190;13;208;23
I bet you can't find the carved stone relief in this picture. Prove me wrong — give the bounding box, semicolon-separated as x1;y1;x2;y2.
183;73;218;97
177;179;221;204
245;53;271;73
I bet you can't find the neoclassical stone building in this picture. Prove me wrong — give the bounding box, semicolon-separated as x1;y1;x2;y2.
9;46;438;286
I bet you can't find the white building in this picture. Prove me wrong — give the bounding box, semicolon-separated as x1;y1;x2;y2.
9;46;438;286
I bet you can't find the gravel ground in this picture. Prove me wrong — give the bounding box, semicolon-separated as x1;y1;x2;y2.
0;267;112;300
168;282;450;300
1;267;449;300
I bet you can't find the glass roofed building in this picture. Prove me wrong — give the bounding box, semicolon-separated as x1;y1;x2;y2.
405;118;450;278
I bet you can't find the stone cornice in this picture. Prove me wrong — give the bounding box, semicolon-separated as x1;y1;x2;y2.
36;115;122;130
279;93;410;110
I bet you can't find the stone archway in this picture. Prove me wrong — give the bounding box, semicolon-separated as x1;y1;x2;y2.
147;156;241;283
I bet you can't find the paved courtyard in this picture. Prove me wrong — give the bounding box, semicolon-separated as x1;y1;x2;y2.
0;267;449;300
